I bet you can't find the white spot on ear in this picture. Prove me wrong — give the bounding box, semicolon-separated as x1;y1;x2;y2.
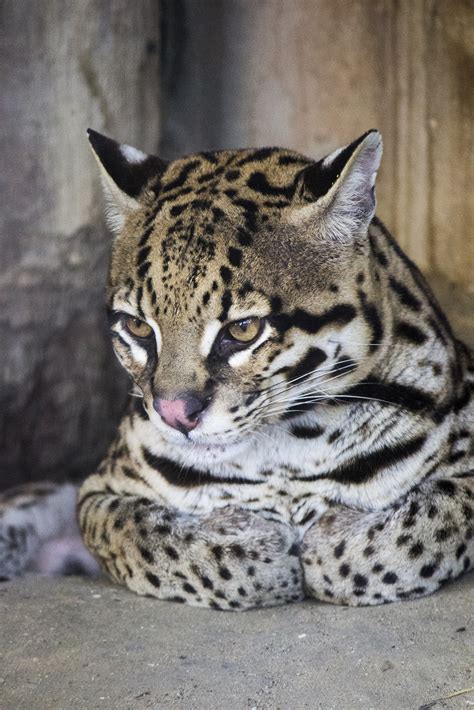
288;131;383;243
322;146;344;168
121;144;148;164
200;320;222;358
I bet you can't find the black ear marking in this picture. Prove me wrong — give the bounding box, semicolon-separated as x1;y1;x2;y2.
87;129;168;198
297;129;379;201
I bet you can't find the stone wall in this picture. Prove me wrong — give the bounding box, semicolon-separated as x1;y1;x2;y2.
0;1;161;488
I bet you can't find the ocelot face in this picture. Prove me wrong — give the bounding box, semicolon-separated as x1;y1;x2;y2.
89;129;383;449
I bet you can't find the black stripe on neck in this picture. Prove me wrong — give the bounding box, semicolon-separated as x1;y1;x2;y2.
142;448;264;488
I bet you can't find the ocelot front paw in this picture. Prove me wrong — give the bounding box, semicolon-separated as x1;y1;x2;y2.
79;491;305;610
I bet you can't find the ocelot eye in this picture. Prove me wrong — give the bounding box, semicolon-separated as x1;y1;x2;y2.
226;317;263;344
124;316;153;339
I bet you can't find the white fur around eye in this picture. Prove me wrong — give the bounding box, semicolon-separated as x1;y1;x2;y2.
113;312;161;364
200;320;222;358
228;323;271;368
116;327;149;366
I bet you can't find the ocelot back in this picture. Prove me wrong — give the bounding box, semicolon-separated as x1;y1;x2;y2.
1;129;472;609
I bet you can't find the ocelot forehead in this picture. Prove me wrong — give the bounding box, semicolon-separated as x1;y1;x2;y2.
111;147;313;318
158;147;311;202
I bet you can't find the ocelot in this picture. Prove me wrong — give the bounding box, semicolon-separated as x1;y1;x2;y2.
1;129;472;609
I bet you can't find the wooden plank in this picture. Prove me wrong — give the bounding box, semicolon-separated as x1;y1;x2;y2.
425;0;473;290
164;0;473;290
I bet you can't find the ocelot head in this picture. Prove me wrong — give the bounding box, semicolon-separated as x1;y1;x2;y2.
89;128;383;452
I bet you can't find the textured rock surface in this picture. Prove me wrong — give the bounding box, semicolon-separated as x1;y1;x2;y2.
1;573;472;709
0;1;161;488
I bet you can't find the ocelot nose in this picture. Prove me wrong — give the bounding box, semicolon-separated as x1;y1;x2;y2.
153;394;210;434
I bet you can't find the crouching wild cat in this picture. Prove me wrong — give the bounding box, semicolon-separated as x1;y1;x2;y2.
1;129;472;609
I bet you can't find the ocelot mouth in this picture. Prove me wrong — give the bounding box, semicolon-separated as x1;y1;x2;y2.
183;434;251;457
187;438;238;451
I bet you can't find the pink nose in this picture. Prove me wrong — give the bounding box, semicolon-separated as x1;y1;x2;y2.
153;395;208;434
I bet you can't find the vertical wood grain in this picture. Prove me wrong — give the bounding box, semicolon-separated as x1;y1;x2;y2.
163;0;473;291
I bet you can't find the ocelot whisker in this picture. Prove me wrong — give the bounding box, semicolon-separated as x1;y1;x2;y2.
263;357;363;395
254;362;359;406
267;367;358;406
249;356;361;397
258;369;358;414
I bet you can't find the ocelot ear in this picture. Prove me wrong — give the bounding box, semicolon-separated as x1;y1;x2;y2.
291;130;382;243
87;129;168;234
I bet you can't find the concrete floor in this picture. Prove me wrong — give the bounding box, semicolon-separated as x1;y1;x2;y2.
1;573;472;710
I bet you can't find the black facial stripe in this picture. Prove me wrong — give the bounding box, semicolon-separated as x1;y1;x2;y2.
251;339;270;357
270;304;357;335
286;347;327;383
142;449;264;487
395;321;428;345
297;434;427;484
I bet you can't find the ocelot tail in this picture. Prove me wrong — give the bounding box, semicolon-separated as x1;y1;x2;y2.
1;129;472;609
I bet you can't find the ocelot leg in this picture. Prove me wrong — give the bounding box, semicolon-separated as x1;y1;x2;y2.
302;475;473;605
78;475;304;610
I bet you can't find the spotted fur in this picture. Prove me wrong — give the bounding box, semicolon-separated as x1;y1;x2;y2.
1;129;472;609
